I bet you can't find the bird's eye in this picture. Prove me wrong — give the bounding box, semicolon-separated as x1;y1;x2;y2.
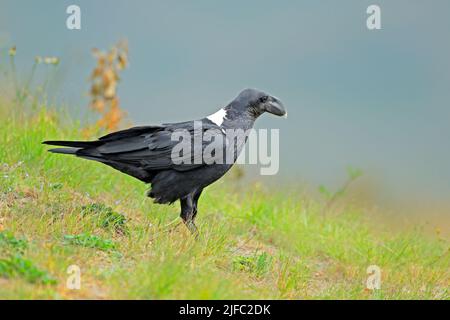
259;96;268;103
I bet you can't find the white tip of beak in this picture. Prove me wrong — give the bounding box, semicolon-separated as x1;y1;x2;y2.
283;111;288;119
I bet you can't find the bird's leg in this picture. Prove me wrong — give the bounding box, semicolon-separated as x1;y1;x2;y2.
192;188;203;220
180;195;198;237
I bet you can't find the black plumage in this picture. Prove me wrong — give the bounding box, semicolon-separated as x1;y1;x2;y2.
43;89;286;234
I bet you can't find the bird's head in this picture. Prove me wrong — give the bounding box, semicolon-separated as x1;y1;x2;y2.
230;88;287;119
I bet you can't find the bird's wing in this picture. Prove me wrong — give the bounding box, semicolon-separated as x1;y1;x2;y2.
99;125;164;141
83;122;227;172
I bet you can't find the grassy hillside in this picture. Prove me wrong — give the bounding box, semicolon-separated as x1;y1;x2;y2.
0;101;448;299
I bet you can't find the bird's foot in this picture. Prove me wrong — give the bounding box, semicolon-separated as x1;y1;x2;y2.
183;219;199;239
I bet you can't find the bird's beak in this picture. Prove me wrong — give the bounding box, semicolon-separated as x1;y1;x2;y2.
265;97;287;118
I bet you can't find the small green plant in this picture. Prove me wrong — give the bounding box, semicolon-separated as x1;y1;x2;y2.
0;231;28;254
232;251;272;278
49;182;63;190
81;203;128;234
64;233;116;251
4;46;60;107
0;232;56;285
0;254;57;285
319;166;363;216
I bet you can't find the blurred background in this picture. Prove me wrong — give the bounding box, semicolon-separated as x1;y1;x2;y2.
1;0;449;214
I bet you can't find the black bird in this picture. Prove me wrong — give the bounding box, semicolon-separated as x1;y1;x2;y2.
43;89;286;234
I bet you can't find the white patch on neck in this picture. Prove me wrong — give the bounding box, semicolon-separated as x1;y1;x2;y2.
207;108;227;127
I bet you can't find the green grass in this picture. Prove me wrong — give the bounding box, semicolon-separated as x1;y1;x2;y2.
63;234;117;251
0;100;448;300
0;255;57;285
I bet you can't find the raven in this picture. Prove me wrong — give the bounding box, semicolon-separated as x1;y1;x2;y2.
43;89;286;234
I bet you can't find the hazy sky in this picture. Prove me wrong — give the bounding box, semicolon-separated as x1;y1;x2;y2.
1;1;450;202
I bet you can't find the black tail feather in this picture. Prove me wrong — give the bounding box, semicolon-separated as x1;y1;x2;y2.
42;140;100;148
48;148;80;155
